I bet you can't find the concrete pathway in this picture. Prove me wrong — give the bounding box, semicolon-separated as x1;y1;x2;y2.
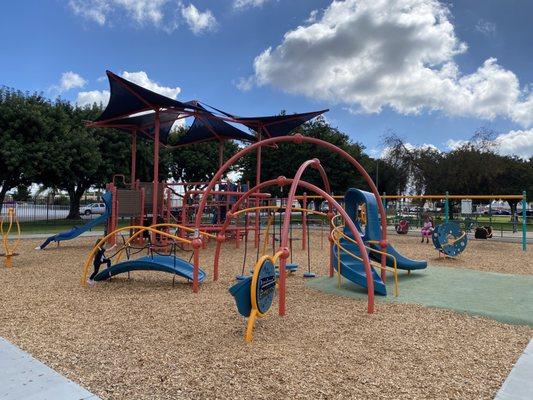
0;337;100;400
307;266;533;326
495;339;533;400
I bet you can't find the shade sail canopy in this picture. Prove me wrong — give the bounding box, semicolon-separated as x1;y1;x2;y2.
203;105;328;138
93;71;201;124
89;70;328;146
104;111;181;145
169;104;256;146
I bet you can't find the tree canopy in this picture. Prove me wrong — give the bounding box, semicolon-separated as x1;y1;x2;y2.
0;88;50;213
238;116;403;198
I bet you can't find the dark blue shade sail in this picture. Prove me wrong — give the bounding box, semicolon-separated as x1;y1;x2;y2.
202;104;328;138
94;70;201;123
104;111;180;145
89;70;327;146
169;103;256;146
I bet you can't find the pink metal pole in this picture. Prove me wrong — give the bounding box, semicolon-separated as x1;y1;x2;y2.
254;131;262;248
302;192;307;250
152;111;160;242
131;130;137;184
218;141;224;168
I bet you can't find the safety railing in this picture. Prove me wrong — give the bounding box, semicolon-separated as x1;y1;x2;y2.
330;215;399;296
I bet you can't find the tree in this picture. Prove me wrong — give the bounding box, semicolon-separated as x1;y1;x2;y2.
165;127;240;191
33;101;131;219
12;185;31;202
238;117;375;200
0;88;50;214
383;133;444;194
493;156;533;223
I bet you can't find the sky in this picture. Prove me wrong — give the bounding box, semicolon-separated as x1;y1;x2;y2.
1;0;533;159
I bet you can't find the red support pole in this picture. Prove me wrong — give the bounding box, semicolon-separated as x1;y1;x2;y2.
218;141;224;168
152;111;160;241
131;130;137;185
328;211;334;277
192;240;200;293
302;192;307;250
139;186;145;246
254;132;262;248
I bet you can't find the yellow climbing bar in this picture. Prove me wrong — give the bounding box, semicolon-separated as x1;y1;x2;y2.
1;208;21;268
81;225;197;285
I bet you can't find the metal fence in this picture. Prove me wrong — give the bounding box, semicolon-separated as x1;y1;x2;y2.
0;201;71;222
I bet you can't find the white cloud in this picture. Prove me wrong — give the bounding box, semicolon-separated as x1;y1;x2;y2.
68;0;178;30
113;0;167;24
446;130;533;159
494;129;533;159
121;71;181;98
306;9;319;24
76;90;110;106
445;139;468;150
251;0;533;128
76;70;181;106
180;3;217;34
55;71;87;93
233;0;272;10
475;19;496;36
68;0;109;25
234;76;255;92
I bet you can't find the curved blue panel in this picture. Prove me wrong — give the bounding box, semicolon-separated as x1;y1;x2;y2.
432;222;468;257
93;254;206;282
332;240;386;295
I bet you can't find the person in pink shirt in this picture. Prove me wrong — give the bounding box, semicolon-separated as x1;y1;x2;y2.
421;215;434;243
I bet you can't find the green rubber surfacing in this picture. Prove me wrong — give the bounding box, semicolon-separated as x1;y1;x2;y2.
307;265;533;326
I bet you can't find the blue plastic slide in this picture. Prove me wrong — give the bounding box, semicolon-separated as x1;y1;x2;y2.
344;189;427;271
37;192;112;250
331;188;427;296
332;239;387;295
93;254;206;282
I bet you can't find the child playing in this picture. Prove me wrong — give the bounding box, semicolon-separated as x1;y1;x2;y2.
87;240;114;284
421;215;434;243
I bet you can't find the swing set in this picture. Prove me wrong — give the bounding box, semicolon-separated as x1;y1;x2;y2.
232;204;327;281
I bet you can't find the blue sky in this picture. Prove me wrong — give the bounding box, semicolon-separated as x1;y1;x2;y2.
1;0;533;158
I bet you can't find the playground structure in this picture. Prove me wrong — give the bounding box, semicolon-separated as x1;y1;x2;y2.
432;222;468;258
60;71;440;342
61;70;531;343
81;224;213;285
1;207;21;268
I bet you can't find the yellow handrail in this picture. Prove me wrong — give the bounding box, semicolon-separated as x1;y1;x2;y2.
231;205;327;218
330;221;399;296
441;231;467;248
81;225;196;285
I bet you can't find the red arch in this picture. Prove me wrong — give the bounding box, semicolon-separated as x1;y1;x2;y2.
213;159;331;281
212;175;375;315
193;135;388;291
